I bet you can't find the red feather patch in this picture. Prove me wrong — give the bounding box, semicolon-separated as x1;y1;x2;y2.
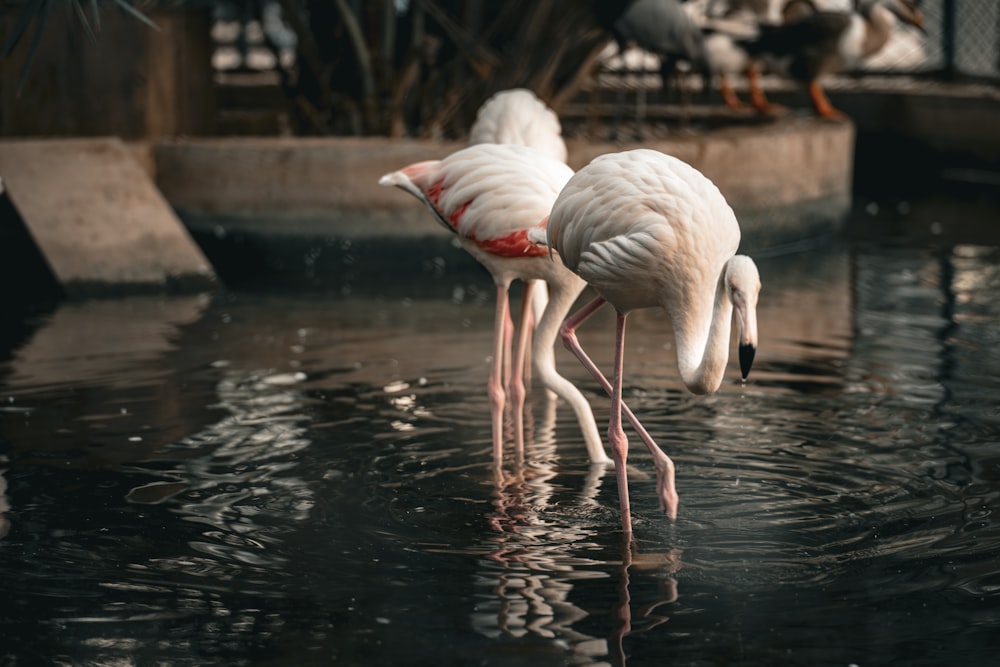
449;201;470;228
475;229;548;258
425;177;445;207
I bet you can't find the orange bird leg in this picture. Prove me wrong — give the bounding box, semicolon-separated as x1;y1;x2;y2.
808;80;845;120
560;297;680;526
719;73;744;110
747;65;775;113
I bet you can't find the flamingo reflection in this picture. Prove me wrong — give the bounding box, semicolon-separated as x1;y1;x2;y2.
0;457;9;540
475;393;683;665
381;350;685;664
126;366;315;574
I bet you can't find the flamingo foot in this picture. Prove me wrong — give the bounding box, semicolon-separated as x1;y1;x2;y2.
654;456;679;521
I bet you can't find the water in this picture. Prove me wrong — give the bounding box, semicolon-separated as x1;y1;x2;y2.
2;189;1000;666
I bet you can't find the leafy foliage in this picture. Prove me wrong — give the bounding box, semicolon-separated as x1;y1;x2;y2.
271;0;613;137
0;0;616;136
1;0;161;95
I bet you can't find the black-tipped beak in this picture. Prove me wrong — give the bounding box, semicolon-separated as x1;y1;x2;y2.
739;343;756;379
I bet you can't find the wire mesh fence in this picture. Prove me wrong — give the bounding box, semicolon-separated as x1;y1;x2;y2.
203;0;1000;137
207;1;1000;80
878;0;1000;79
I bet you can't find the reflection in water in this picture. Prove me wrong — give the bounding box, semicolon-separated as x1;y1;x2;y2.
5;295;208;393
2;202;1000;665
611;541;682;666
0;456;9;540
0;295;210;542
128;365;314;576
458;393;683;666
474;398;609;662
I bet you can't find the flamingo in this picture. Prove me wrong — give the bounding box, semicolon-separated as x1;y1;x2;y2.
378;143;611;466
535;148;761;538
468;88;568;164
466;88;568;391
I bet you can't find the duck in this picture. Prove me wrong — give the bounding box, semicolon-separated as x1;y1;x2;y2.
598;0;711;137
740;0;925;119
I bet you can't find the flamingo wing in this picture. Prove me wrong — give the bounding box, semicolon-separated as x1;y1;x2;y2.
383;144;574;258
548;149;740;311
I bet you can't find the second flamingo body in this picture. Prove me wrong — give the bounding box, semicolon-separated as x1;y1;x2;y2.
540;148;761;537
379;143;611;465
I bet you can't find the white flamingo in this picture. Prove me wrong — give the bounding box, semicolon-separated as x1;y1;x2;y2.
536;148;761;538
467;89;568;164
379;143;611;466
466;88;568;393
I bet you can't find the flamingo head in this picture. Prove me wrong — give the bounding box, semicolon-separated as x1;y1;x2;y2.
725;255;761;379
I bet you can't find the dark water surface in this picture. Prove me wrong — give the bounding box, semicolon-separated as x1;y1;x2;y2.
2;190;1000;666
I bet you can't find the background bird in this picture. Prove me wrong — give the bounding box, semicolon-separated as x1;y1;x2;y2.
539;148;761;538
466;88;569;395
705;0;774;20
700;23;765;111
468;88;568;164
379;143;611;467
741;0;925;119
599;0;711;138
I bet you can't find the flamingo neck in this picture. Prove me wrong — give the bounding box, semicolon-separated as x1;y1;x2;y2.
532;276;608;463
669;268;733;395
532;276;584;385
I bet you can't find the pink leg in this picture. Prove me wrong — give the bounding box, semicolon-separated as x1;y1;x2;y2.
502;305;515;389
509;280;535;459
610;312;633;540
490;284;511;463
521;280;541;390
561;297;679;520
611;535;634;665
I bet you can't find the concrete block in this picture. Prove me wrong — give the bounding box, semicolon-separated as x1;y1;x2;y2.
0;138;216;297
153;120;854;255
155;136;465;218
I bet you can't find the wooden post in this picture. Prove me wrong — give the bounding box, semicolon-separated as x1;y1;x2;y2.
0;4;215;138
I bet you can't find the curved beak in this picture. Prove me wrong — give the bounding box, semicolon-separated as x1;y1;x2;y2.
736;299;758;380
739;343;756;379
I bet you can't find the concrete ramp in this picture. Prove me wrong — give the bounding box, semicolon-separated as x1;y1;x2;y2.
0;138;216;297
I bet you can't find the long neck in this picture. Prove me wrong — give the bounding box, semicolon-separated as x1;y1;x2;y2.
532;275;609;464
669;269;733;395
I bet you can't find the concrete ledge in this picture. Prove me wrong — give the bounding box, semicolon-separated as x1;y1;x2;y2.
155;137;462;218
0;138;217;297
797;78;1000;164
153;118;853;284
155;118;853;221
